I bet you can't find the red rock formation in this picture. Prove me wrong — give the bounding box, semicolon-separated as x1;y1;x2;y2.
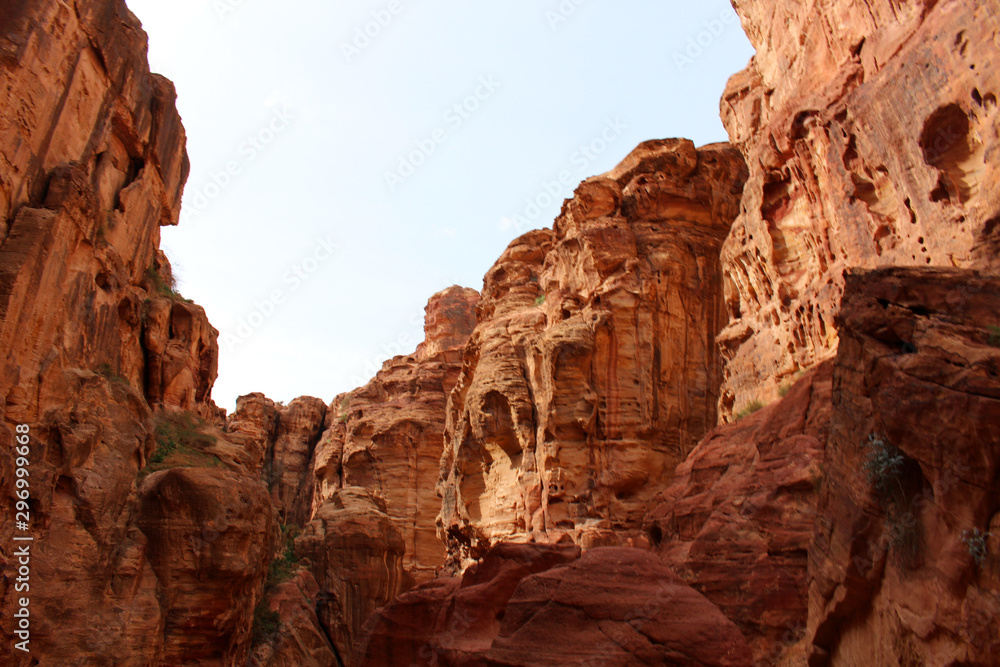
645;364;832;664
717;0;1000;419
295;486;405;662
0;373;164;664
250;570;340;667
355;545;754;667
0;2;258;665
310;286;479;582
355;542;581;666
268;396;328;525
225;392;282;472
138;467;277;665
806;268;1000;666
438;140;747;568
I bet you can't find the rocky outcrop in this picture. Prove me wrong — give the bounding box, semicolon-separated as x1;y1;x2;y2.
294;487;405;662
250;570;340;667
718;0;1000;418
310;286;479;582
138;467;276;665
645;364;832;664
0;2;265;665
1;372;163;665
355;545;754;667
268;396;328;525
143;254;221;417
437;140;747;568
0;0;211;422
354;542;581;667
806;268;1000;666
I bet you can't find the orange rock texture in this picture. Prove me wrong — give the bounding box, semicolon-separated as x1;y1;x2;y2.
295;486;405;662
718;0;1000;419
2;0;999;665
0;2;272;665
310;286;479;583
437;140;748;568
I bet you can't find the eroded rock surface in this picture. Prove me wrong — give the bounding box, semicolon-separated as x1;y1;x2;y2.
646;364;832;664
356;545;754;667
718;0;1000;418
311;286;479;582
438;140;747;568
295;486;405;662
138;467;276;665
0;2;263;665
807;268;1000;666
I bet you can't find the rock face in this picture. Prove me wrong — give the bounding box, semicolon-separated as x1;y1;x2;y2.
355;545;754;667
0;2;272;665
138;467;276;665
718;0;1000;418
294;487;405;663
0;0;211;422
807;268;1000;666
250;570;340;667
437;140;747;568
310;286;479;582
645;363;832;664
354;542;582;667
267;396;328;525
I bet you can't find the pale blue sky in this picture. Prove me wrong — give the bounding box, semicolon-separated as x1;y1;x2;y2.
126;0;755;411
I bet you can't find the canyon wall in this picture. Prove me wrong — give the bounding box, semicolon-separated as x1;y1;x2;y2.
0;0;997;665
437;139;748;569
0;2;274;664
311;286;479;584
718;0;1000;419
807;267;1000;666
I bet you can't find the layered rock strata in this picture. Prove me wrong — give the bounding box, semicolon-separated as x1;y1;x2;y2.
0;2;272;664
355;544;754;667
718;0;1000;418
294;486;405;663
807;268;1000;666
645;363;832;664
310;286;479;582
437;140;748;568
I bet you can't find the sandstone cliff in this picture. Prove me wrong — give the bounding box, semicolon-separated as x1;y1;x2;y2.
310;286;479;583
718;0;1000;419
0;2;273;664
437;140;748;569
2;0;999;665
806;267;1000;666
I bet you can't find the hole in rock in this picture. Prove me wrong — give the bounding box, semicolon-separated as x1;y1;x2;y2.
919;104;984;204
